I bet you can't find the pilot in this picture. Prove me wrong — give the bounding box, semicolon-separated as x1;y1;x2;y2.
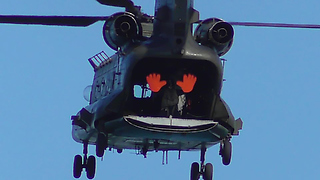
161;80;179;116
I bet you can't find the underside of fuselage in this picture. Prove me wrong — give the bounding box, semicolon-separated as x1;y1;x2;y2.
72;115;229;152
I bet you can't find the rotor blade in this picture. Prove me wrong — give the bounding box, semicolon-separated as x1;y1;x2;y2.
97;0;133;7
0;15;109;27
229;22;320;29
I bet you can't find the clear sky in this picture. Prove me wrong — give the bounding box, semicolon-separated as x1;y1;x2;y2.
1;0;320;179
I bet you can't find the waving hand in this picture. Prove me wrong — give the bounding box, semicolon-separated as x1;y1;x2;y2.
146;73;167;92
176;74;197;93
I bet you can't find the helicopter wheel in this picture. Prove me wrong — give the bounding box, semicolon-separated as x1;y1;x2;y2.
203;163;213;180
86;155;96;179
73;155;83;178
190;162;200;180
220;139;232;165
96;132;107;157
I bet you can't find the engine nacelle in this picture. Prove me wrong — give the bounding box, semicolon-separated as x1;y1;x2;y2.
103;12;142;51
194;18;234;56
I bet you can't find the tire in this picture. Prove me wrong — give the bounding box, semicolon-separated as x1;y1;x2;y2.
73;155;82;178
86;155;96;179
96;144;104;157
203;163;213;180
222;141;232;165
190;162;200;180
96;133;106;157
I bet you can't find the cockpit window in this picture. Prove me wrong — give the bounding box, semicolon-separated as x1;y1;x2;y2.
133;84;152;98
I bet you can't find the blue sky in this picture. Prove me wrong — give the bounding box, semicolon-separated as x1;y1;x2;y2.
1;0;320;179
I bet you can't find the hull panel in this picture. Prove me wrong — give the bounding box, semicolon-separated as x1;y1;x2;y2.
72;116;229;151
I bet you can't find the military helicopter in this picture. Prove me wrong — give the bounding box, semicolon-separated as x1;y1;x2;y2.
2;0;320;180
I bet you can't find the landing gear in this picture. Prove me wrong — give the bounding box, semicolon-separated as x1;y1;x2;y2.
220;139;232;165
73;142;97;179
73;155;82;178
96;132;108;157
190;162;200;180
86;155;96;179
190;147;214;180
203;163;213;180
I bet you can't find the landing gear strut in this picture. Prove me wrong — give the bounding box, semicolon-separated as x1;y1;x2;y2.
190;147;214;180
73;142;96;179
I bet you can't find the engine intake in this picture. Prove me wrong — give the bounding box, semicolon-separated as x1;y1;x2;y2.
103;12;142;50
194;18;234;56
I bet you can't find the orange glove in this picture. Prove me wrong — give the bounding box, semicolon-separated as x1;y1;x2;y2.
176;74;197;93
146;73;167;92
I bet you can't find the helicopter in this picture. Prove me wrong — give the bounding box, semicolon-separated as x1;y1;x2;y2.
2;0;320;180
